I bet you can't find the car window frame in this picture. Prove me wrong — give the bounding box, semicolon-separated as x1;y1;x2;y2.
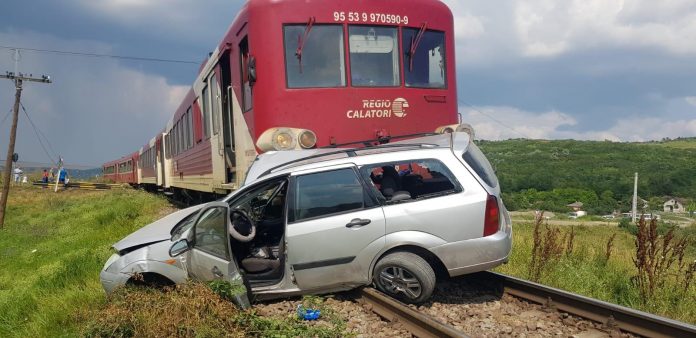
190;204;232;261
287;166;379;224
170;210;200;241
359;157;463;205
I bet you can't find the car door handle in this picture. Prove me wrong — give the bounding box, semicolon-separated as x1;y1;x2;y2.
212;266;224;278
346;218;371;228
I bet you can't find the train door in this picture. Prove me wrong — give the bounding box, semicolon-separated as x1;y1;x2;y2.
219;51;236;185
207;67;227;192
158;136;166;188
229;34;258;188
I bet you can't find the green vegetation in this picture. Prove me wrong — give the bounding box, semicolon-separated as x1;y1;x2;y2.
478;138;696;213
0;186;173;337
496;218;696;324
0;186;349;337
85;283;347;338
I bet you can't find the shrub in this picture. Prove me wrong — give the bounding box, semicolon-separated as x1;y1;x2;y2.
633;217;695;303
528;211;565;282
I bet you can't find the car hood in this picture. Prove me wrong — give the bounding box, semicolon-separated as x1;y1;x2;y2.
113;204;204;252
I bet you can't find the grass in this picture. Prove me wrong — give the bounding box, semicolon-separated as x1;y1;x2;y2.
83;282;348;338
495;220;696;324
0;186;174;337
0;186;350;337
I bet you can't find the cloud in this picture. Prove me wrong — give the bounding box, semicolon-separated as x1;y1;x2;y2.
462;105;696;142
686;96;696;107
443;0;696;66
0;30;188;165
76;0;245;43
513;0;696;58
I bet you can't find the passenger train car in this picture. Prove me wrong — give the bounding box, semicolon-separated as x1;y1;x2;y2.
102;152;139;184
103;0;463;200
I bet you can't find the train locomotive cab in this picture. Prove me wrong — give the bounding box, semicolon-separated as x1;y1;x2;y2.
105;0;461;200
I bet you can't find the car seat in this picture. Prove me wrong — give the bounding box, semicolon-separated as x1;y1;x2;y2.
241;237;283;274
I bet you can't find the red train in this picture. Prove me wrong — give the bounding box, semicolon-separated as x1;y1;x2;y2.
102;152;138;184
103;0;463;200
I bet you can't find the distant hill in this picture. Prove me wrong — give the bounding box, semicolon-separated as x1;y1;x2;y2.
644;136;696;150
0;166;101;181
477;138;696;213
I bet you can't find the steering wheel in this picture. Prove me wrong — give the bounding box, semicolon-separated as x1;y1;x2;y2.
229;210;256;242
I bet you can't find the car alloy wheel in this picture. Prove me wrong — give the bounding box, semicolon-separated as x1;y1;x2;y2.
378;266;422;299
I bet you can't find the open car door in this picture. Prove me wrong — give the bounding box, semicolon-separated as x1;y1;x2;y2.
169;202;251;309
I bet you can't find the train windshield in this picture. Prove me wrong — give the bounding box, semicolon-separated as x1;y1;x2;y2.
349;26;400;87
284;24;346;88
403;29;446;88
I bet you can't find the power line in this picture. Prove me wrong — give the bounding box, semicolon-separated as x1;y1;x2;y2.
0;45;199;65
20;102;58;166
458;99;532;139
20;103;59;159
0;108;11;128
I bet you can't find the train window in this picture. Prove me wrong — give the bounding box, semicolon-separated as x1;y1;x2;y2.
284;24;345;88
177;120;186;153
176;121;180;154
239;37;252;112
184;112;191;151
164;135;168;159
171;127;176;156
349;26;399;87
187;109;194;149
209;73;220;134
201;85;210;138
402;29;446;88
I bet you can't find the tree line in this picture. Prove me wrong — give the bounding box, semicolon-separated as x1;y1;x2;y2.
477;138;696;213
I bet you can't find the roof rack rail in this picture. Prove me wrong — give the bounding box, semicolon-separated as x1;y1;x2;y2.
322;132;439;148
258;142;440;179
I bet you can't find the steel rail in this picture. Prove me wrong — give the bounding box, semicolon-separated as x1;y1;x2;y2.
483;271;696;338
358;287;469;338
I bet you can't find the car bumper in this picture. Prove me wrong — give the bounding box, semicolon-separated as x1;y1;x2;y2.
100;269;130;295
430;226;512;277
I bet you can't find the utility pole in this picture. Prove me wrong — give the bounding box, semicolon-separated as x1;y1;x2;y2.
632;172;638;223
0;68;51;228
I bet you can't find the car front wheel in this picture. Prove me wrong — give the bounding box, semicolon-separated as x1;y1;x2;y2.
373;252;436;304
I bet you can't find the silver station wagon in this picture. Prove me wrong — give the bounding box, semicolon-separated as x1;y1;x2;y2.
100;131;512;305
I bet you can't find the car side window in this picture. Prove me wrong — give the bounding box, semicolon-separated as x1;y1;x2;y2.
193;207;230;260
291;168;370;222
229;179;287;223
361;159;461;202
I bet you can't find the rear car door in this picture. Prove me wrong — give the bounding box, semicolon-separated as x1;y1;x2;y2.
185;202;250;308
286;166;385;291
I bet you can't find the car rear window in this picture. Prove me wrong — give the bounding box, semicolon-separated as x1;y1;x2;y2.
462;142;498;188
361;159;461;202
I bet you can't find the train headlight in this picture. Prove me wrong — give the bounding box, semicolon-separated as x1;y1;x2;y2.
435;124;475;139
257;127;318;152
272;129;296;150
298;130;317;149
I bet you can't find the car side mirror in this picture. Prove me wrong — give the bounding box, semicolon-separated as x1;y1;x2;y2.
169;239;190;257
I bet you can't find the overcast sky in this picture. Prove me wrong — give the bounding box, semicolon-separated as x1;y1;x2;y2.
1;0;695;167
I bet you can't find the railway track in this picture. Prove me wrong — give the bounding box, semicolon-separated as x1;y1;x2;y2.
357;271;696;338
31;181;123;190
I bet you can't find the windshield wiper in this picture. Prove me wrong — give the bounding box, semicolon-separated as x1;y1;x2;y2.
295;16;316;73
408;22;428;71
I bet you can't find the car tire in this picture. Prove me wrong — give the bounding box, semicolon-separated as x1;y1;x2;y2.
373;252;436;304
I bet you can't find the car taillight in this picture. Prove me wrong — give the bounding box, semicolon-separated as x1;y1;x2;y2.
484;195;500;237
